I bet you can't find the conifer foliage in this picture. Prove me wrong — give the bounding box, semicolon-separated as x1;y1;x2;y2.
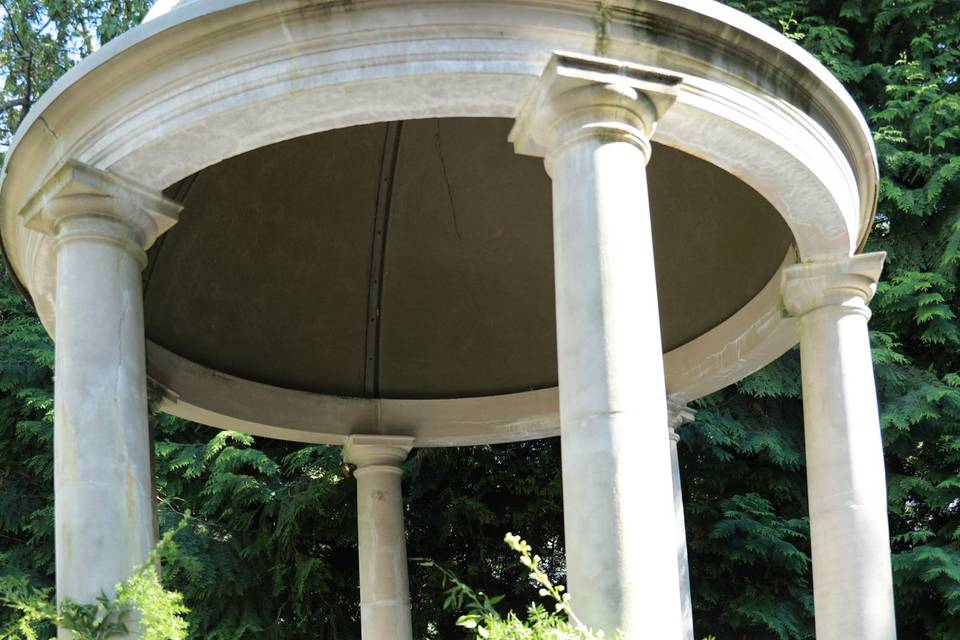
0;1;959;638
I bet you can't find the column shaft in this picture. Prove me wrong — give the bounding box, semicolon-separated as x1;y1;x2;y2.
510;53;683;637
345;436;414;640
551;126;682;639
54;218;154;624
19;161;180;639
667;401;696;640
799;304;895;639
783;253;896;640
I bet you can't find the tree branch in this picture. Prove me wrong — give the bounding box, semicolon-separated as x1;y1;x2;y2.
0;96;25;112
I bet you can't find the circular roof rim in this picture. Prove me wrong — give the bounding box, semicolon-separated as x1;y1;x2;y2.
146;250;798;446
0;0;877;247
0;0;869;305
0;0;874;443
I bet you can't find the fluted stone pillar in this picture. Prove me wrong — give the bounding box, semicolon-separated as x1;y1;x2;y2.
511;52;684;637
343;435;414;640
667;399;696;640
20;161;179;637
782;252;896;640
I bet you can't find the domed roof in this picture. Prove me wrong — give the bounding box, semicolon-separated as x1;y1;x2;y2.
0;0;878;444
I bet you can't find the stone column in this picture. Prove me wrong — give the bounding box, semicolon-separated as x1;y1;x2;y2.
20;161;179;637
343;435;414;640
511;52;684;637
667;399;696;640
781;252;896;640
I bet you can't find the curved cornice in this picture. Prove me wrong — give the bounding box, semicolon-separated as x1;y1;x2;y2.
0;0;879;444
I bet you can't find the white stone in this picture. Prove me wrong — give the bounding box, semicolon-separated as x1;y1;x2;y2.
667;399;697;640
0;0;880;442
782;252;896;640
511;52;683;638
343;435;415;640
18;161;180;638
0;3;896;638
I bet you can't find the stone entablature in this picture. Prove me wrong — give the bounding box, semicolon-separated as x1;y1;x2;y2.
0;0;878;446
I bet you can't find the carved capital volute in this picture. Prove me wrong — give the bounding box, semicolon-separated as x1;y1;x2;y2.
509;51;682;167
343;434;414;472
667;397;696;441
18;160;180;264
781;252;886;320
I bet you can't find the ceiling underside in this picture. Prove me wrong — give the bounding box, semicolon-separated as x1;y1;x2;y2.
144;117;793;399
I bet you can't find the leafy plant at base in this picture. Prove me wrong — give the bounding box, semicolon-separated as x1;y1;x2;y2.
423;534;721;640
421;533;608;640
0;577;56;640
0;519;190;640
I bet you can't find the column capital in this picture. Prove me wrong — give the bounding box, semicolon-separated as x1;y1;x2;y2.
509;51;682;161
781;252;886;319
667;398;696;441
19;160;180;259
343;434;414;469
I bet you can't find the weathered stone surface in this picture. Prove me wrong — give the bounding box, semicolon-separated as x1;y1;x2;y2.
21;161;180;639
783;253;896;640
343;436;414;640
668;399;697;640
0;4;894;639
511;51;683;637
0;0;878;445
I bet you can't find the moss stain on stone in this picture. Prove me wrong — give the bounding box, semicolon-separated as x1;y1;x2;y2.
594;1;612;56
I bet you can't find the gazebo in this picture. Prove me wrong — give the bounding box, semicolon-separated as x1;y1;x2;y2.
0;1;895;638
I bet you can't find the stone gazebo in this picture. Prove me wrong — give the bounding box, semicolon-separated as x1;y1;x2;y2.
0;1;895;638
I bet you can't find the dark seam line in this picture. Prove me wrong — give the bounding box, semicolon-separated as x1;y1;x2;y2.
143;172;198;295
363;121;403;398
433;120;462;241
